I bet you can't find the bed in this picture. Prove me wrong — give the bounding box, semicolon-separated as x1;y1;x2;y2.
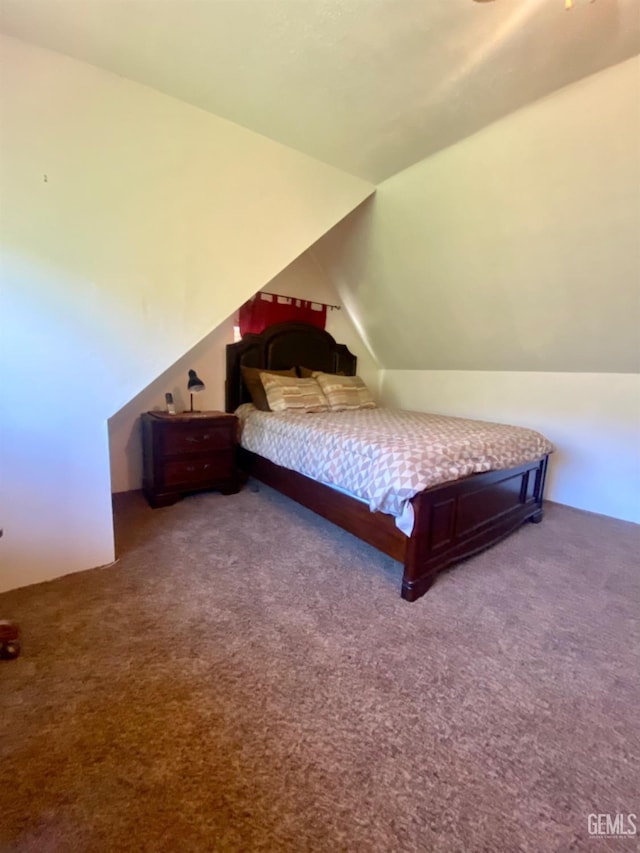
225;321;551;602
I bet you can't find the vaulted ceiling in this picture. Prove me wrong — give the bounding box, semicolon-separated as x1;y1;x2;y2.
1;0;638;183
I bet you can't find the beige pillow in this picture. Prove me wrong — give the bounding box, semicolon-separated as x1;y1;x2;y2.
260;374;329;413
313;372;377;412
241;366;296;411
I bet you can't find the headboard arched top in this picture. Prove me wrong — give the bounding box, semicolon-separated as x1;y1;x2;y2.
225;322;357;413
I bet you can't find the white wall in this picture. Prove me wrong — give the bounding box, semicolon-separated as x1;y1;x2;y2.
108;249;381;494
381;371;640;524
316;56;640;374
316;57;640;522
0;35;374;592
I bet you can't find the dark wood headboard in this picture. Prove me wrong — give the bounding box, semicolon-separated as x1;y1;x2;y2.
225;322;357;413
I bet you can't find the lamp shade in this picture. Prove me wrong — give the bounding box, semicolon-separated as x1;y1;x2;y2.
187;369;205;393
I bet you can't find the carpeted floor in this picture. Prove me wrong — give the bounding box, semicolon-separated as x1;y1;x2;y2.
0;484;638;853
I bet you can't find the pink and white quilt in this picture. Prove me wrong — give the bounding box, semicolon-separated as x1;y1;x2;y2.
236;404;553;530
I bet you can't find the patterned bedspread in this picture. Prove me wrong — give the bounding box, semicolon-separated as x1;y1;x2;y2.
236;404;553;523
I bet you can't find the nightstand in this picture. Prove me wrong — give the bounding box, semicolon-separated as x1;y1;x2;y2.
141;411;240;508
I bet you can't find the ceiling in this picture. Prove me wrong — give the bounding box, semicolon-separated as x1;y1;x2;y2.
0;0;638;182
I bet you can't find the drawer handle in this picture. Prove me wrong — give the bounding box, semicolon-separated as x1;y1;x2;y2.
185;436;200;443
186;464;210;472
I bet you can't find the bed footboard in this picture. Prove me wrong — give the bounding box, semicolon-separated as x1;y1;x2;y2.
239;448;549;602
401;456;549;601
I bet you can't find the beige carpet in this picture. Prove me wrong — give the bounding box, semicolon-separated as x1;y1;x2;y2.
1;484;638;853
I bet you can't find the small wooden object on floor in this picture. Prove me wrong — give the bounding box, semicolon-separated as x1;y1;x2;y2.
0;621;20;660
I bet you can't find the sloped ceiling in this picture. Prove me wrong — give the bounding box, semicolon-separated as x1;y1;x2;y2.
0;0;638;183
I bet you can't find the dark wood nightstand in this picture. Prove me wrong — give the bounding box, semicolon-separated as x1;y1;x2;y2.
141;411;240;508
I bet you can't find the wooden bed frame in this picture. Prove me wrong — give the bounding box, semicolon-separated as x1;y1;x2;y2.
226;322;549;602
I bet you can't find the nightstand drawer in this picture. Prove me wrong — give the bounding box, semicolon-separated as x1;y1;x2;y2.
163;453;234;487
160;422;234;456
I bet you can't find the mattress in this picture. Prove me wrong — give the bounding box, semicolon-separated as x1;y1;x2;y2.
236;404;554;535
